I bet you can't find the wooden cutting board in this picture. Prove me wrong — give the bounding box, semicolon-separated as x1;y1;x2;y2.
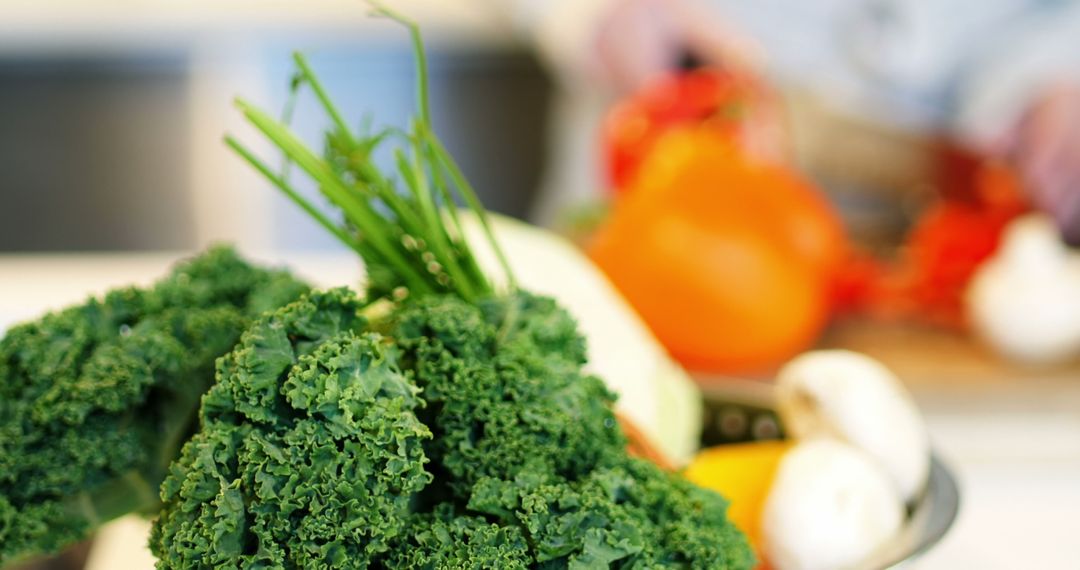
821;318;1080;414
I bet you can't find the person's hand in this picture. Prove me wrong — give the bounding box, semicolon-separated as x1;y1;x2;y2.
590;0;679;92
1006;83;1080;243
590;0;763;93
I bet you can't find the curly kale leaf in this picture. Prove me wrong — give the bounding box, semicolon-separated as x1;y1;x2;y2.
231;16;751;567
153;289;752;569
0;246;308;565
468;457;754;569
618;459;756;568
385;503;531;569
390;292;626;498
388;292;752;569
151;289;433;570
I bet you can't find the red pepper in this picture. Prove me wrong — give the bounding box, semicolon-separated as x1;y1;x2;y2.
840;147;1030;328
601;68;767;191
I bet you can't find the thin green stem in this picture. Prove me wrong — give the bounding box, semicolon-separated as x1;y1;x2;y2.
230;4;514;303
278;72;304;180
227;136;365;255
420;138;486;282
403;144;482;300
368;1;431;125
292;52;357;145
327;132;434;252
236;98;434;295
424;129;518;290
367;178;428;240
370;0;516;291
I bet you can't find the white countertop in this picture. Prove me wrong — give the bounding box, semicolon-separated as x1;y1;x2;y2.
2;251;1077;568
0;251;362;330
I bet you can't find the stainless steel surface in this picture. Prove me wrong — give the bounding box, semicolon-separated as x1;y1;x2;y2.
699;378;961;569
876;455;960;569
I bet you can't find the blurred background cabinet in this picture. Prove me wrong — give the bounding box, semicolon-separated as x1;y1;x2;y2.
0;0;551;252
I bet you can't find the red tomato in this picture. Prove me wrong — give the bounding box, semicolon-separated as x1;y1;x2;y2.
601;68;765;191
844;154;1030;328
896;161;1029;327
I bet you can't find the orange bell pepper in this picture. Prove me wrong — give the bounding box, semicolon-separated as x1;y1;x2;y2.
588;128;845;373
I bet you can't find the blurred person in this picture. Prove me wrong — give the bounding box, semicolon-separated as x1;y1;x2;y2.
496;0;1080;242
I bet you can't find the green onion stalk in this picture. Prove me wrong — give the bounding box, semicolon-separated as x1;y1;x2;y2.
227;1;517;304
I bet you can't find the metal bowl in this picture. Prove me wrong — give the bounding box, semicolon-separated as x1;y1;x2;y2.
698;378;959;569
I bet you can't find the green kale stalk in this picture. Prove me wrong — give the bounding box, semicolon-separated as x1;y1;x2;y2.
0;246;309;566
153;3;754;568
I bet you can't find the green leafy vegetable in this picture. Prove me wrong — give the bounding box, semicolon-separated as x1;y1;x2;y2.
385;504;532;569
151;288;752;569
391;294;752;568
390;293;623;495
152;3;753;568
226;3;512;304
151;289;433;569
0;246;308;565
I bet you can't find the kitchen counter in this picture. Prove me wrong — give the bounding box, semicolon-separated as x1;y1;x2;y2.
2;251;1077;568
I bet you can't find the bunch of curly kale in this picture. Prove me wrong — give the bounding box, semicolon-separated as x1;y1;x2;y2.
0;247;309;565
144;6;752;566
3;6;752;568
150;288;753;568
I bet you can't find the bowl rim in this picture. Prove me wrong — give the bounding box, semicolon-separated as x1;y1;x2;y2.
697;379;960;568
